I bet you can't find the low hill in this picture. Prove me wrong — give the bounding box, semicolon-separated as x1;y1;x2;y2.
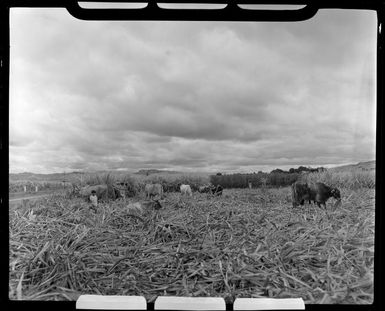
329;160;375;173
134;169;181;175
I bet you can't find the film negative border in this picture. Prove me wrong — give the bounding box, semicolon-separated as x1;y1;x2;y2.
1;1;384;311
76;296;305;310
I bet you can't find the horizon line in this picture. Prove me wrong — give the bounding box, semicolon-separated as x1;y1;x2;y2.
9;160;375;176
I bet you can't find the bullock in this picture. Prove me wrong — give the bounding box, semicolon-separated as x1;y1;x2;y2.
291;182;311;208
80;184;107;199
113;182;130;199
198;185;212;193
198;184;222;195
143;199;163;210
308;182;341;209
145;183;164;199
180;184;192;196
211;184;223;196
127;199;162;213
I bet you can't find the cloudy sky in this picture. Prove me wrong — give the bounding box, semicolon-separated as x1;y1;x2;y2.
9;8;377;174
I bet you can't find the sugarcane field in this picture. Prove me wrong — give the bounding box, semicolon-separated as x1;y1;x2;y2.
9;168;375;303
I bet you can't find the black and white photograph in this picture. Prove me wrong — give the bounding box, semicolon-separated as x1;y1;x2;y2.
8;3;376;304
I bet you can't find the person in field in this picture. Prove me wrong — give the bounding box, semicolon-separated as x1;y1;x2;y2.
89;190;98;212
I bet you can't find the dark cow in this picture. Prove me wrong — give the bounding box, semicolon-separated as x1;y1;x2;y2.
113;182;129;199
211;185;223;196
145;199;163;210
292;181;341;209
198;184;223;195
308;182;341;209
291;182;311;208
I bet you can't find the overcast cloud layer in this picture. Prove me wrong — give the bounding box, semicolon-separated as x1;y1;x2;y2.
9;8;376;174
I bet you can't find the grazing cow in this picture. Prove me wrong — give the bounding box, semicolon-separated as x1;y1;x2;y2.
143;199;162;210
211;184;223;196
113;182;131;199
308;182;341;209
80;185;106;198
180;184;193;196
291;182;311;208
198;185;212;193
127;199;162;213
145;183;164;199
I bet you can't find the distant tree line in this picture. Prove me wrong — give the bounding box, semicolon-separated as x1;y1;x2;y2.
209;166;326;188
274;166;326;174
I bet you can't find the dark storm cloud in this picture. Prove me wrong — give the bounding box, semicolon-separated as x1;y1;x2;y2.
9;9;376;173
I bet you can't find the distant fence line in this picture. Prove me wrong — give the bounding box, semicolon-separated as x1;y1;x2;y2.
9;181;72;193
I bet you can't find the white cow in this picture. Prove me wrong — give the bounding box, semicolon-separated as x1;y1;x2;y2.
180;184;192;196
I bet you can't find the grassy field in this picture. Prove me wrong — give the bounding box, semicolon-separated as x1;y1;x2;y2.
9;186;374;303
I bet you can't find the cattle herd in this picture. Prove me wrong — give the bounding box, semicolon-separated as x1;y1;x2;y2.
80;180;341;211
142;183;223;199
78;182;225;211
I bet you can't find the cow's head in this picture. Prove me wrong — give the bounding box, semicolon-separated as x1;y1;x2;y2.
330;188;341;200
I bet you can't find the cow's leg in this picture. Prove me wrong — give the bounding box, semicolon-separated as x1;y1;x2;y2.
323;203;330;219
